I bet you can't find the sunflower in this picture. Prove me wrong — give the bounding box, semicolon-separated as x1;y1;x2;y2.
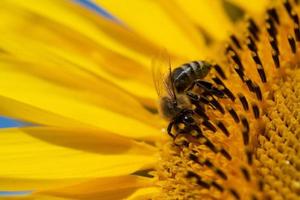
0;0;299;199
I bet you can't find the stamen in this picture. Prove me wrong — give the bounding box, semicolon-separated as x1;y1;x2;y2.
211;181;224;192
240;167;251;181
238;93;249;111
200;137;218;153
189;154;228;180
288;34;297;53
230;34;242;49
215;168;228;180
252;103;260;118
266;15;277;36
291;10;299;24
294;24;300;41
246;35;257;52
210;97;225;114
223;88;236;101
248;19;260;41
267;8;280;24
244;76;255;92
220;148;232;160
202;120;217;132
272;50;280;68
266;22;277;38
252;82;263;101
241;116;250;145
186;171;210;189
189;153;199;162
251;51;262;65
258;179;264;191
212;76;235;101
230;51;244;70
229;188;241;200
249;18;259;33
226;106;240;123
256;65;267;83
234;65;245;82
284;0;293;17
269;36;279;54
225;44;236;54
246;148;253;165
216;120;230;137
252;195;259;200
213;64;227;79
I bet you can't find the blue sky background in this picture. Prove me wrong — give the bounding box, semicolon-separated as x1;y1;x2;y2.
0;116;26;128
0;0;112;196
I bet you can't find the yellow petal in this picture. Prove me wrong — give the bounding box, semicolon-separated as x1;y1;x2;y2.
0;9;159;127
0;95;84;129
0;0;161;67
228;0;270;14
95;0;207;59
0;178;84;191
175;0;233;40
0;60;161;140
0;195;73;200
126;187;160;200
19;127;156;155
0;128;156;180
0;3;160;111
39;175;153;200
31;197;73;200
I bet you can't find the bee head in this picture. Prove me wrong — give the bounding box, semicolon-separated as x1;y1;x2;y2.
159;95;191;120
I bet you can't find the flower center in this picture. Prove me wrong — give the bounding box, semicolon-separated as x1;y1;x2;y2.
155;1;300;199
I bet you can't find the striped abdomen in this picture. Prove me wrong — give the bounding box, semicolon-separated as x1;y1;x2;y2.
171;61;212;93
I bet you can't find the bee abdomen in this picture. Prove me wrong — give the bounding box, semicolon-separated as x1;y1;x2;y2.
193;61;212;78
172;61;212;93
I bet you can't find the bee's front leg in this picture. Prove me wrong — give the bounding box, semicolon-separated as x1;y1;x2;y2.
194;79;225;98
185;90;217;114
167;120;177;139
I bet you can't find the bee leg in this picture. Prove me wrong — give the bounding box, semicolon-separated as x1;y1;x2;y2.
194;106;209;121
186;91;217;112
186;91;211;105
170;109;205;139
167;110;194;139
189;124;203;138
179;111;204;138
184;79;198;92
185;79;209;92
194;80;225;98
167;120;177;139
173;132;189;147
180;117;219;153
168;110;192;135
171;111;195;146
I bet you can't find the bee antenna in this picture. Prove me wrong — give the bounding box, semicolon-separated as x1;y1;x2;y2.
168;54;178;104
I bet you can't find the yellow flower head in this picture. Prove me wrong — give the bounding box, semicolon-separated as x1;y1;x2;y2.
0;0;299;200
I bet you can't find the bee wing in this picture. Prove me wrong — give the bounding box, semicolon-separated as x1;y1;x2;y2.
151;50;175;99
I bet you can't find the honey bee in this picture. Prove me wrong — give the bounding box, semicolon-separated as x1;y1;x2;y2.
152;52;224;139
